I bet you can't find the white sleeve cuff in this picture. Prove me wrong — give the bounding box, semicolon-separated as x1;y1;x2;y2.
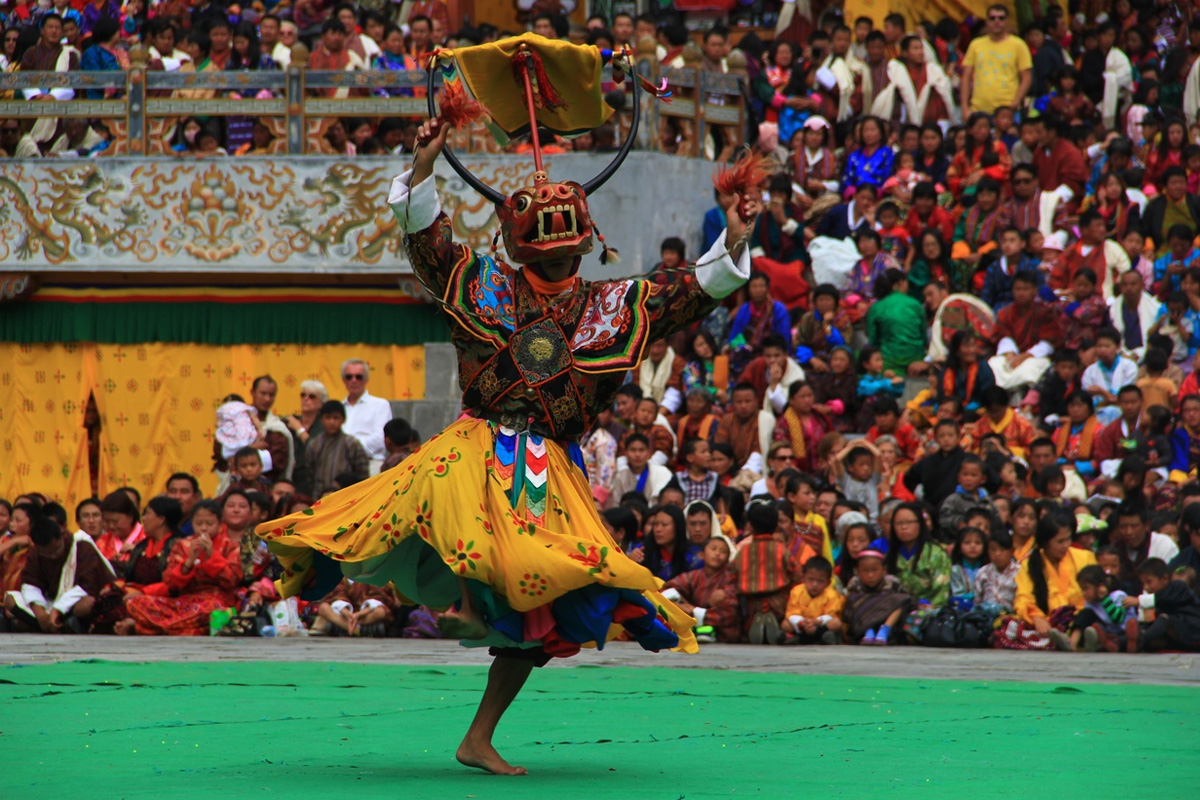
692;606;708;626
822;180;840;193
49;88;74;101
997;337;1019;356
388;169;441;233
258;449;274;473
650;451;669;467
23;88;42;99
768;383;787;415
661;587;682;602
52;585;88;615
661;387;682;414
816;67;837;91
816;614;833;625
1055;185;1075;204
788;614;804;628
695;229;751;299
781;219;800;236
1029;341;1054;359
1087;143;1103;159
1138;592;1156;610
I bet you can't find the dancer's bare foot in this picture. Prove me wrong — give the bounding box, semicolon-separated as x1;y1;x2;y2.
456;739;528;775
437;607;488;640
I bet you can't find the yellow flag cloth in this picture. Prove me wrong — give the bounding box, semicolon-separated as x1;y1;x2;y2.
439;33;611;142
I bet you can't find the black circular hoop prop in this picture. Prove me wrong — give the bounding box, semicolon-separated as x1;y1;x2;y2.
425;53;641;205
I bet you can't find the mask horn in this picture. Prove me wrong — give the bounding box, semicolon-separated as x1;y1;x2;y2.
427;66;506;206
581;62;641;197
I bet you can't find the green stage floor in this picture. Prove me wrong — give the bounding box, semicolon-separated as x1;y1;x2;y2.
2;660;1196;799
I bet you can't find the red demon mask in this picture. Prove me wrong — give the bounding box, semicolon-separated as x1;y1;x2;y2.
496;179;595;264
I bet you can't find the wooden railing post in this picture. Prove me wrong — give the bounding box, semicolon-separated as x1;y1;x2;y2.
681;41;703;158
287;43;310;155
127;45;148;155
634;34;657;152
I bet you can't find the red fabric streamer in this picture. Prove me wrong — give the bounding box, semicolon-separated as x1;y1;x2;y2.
437;81;490;130
511;48;567;112
712;152;770;198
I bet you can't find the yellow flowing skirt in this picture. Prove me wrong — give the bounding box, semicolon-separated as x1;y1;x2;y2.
258;417;697;656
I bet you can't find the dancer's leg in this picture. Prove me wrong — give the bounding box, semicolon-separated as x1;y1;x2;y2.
456;654;533;775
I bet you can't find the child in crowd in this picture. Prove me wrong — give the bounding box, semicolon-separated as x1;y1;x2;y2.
1127;558;1200;652
843;550;910;645
738;501;795;644
1025;349;1083;425
1059;269;1110;351
835;520;874;585
779;556;844;644
784;473;832;561
949;526;988;608
857;346;905;408
306;400;370;498
225;447;274;497
875;200;911;266
829;440;882;521
1151;224;1200;297
864;396;920;463
938;455;989;543
1148;292;1196;368
974;528;1019;614
980;227;1035;310
1082;327;1139;426
1142;405;1175;471
1070;565;1136;652
663;535;741;644
1136;349;1178;412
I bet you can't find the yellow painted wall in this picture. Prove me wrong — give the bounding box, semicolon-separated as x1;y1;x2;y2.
0;343;426;513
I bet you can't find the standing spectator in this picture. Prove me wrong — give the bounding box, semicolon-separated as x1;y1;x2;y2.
285;379;328;498
374;25;418;97
248;376;295;483
309;18;366;98
206;18;234;70
259;14;291;67
339;358;392;467
80;19;128;100
21;14;80;147
307;400;371;498
407;14;434;63
960;4;1032;114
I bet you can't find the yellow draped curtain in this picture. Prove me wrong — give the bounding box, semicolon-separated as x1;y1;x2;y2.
0;343;426;514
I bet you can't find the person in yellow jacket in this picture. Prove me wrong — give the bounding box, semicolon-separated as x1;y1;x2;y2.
1014;510;1097;650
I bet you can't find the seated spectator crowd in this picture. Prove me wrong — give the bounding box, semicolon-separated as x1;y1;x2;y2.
5;4;1200;652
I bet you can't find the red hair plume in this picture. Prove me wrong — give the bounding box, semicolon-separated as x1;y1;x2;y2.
713;152;770;198
437;81;490;130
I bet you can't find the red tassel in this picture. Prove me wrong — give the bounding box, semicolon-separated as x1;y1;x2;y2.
713;152;770;198
437;81;490;130
512;48;567;112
